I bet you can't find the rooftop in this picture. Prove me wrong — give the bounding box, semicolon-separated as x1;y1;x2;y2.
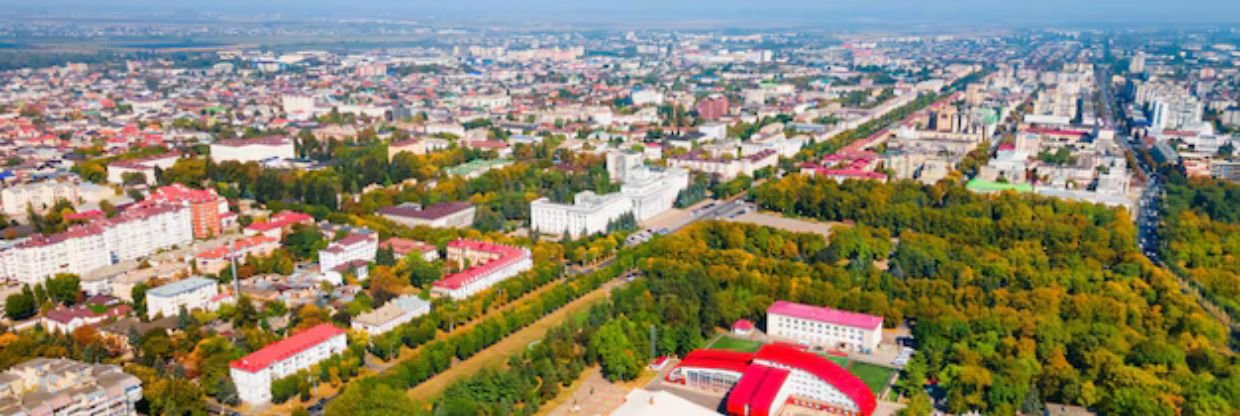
229;324;346;373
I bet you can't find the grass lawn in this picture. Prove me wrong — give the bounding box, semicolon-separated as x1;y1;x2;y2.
848;362;896;394
705;336;764;353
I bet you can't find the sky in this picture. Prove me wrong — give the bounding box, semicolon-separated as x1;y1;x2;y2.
4;0;1240;28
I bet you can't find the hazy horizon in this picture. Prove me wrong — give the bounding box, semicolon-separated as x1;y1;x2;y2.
2;0;1240;29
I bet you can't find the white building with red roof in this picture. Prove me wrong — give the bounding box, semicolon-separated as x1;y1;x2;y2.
431;239;532;300
229;324;347;405
766;301;883;353
665;343;878;416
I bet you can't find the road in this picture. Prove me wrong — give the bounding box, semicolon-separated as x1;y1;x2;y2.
1096;63;1236;344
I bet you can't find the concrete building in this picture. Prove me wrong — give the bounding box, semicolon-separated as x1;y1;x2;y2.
379;237;439;263
145;277;219;319
209;136;295;164
0;204;192;286
669;149;778;180
145;184;229;239
1;180;81;218
432;240;532;300
766;301;883;353
319;233;378;275
531;191;632;237
697;94;730;120
350;295;431;335
244;210;313;239
105;154;180;186
0;358;143;416
230;324;348;405
606;150;645;183
377;201;475;229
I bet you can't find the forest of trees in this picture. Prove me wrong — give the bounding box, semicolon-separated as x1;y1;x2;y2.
1159;172;1240;320
744;175;1238;415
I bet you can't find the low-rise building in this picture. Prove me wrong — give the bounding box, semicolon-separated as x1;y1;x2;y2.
766;300;883;353
244;210;313;239
229;324;347;405
379;237;439;262
350;295;432;335
0;358;143;416
145;277;220;319
432;240;532;300
209;136;295;164
195;235;280;275
319;233;378;275
377;201;475;229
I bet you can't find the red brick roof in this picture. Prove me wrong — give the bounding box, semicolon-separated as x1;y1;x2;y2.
229;324;346;373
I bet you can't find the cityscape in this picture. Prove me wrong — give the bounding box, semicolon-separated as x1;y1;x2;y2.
0;2;1238;416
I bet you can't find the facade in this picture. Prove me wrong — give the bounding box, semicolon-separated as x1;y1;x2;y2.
229;324;348;405
145;277;219;319
619;166;690;221
319;233;378;274
388;138;428;160
0;358;143;416
377;201;476;229
766;301;883;353
606;150;645;183
669;149;778;180
697;94;730;120
0;204;192;286
209;136;295;164
530;191;632;237
1;180;81;218
350;295;432;335
145;184;228;239
432;240;532;300
666;344;877;416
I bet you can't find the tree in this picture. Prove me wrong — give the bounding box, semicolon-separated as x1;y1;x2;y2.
132;283;149;318
405;256;442;288
4;290;36;320
121;171;148;186
45;273;80;305
283;224;327;261
589;319;641;381
325;382;418;416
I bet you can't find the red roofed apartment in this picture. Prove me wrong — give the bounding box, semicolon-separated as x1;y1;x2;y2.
146;184;229;239
767;300;884;353
243;211;313;239
666;343;877;416
229;324;347;405
431;239;532;300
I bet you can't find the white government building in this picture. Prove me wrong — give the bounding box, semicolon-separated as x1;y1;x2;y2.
530;151;688;237
209;136;296;164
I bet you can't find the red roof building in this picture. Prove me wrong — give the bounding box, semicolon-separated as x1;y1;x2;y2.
431;239;532;300
668;343;878;416
229;324;348;405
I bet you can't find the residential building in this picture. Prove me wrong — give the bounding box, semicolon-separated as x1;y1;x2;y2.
666;343;877;416
0;204;192;286
377;201;476;229
766;300;883;353
319;233;378;275
669;149;778;180
230;324;348;405
145;184;229;239
388;138;428;160
145;277;219;319
105;154;180;185
697;94;730;120
350;295;431;335
432;240;532;300
209;136;295;164
0;358;143;416
1;180;81;218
